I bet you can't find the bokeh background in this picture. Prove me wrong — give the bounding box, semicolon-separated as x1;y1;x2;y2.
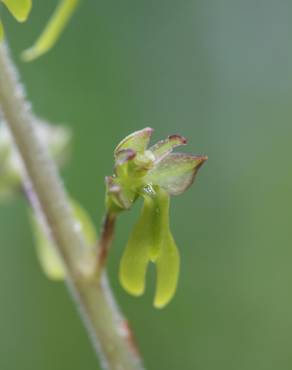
1;0;292;369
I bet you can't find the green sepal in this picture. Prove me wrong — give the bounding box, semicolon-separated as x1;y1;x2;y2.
146;153;208;195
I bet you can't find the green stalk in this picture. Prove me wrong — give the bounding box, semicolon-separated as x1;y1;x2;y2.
0;41;144;370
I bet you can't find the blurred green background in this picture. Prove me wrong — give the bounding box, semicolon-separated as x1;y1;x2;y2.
1;0;292;369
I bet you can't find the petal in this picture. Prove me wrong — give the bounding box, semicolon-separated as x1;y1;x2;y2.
114;127;153;157
2;0;32;22
22;0;79;61
149;134;187;162
153;231;180;309
146;153;208;195
119;197;155;296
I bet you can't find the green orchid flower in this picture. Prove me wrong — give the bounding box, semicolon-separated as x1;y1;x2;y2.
106;128;207;308
0;0;32;39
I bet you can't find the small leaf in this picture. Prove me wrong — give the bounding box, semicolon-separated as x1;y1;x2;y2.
22;0;79;61
114;127;153;157
146;153;208;195
149;134;187;162
153;231;180;309
2;0;32;22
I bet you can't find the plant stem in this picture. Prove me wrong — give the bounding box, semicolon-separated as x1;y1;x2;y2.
0;42;143;370
98;213;116;269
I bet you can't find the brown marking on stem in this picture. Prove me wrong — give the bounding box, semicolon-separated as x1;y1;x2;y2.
120;320;141;358
97;212;116;270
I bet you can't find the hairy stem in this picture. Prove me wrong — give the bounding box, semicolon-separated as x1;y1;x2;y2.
0;42;143;370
